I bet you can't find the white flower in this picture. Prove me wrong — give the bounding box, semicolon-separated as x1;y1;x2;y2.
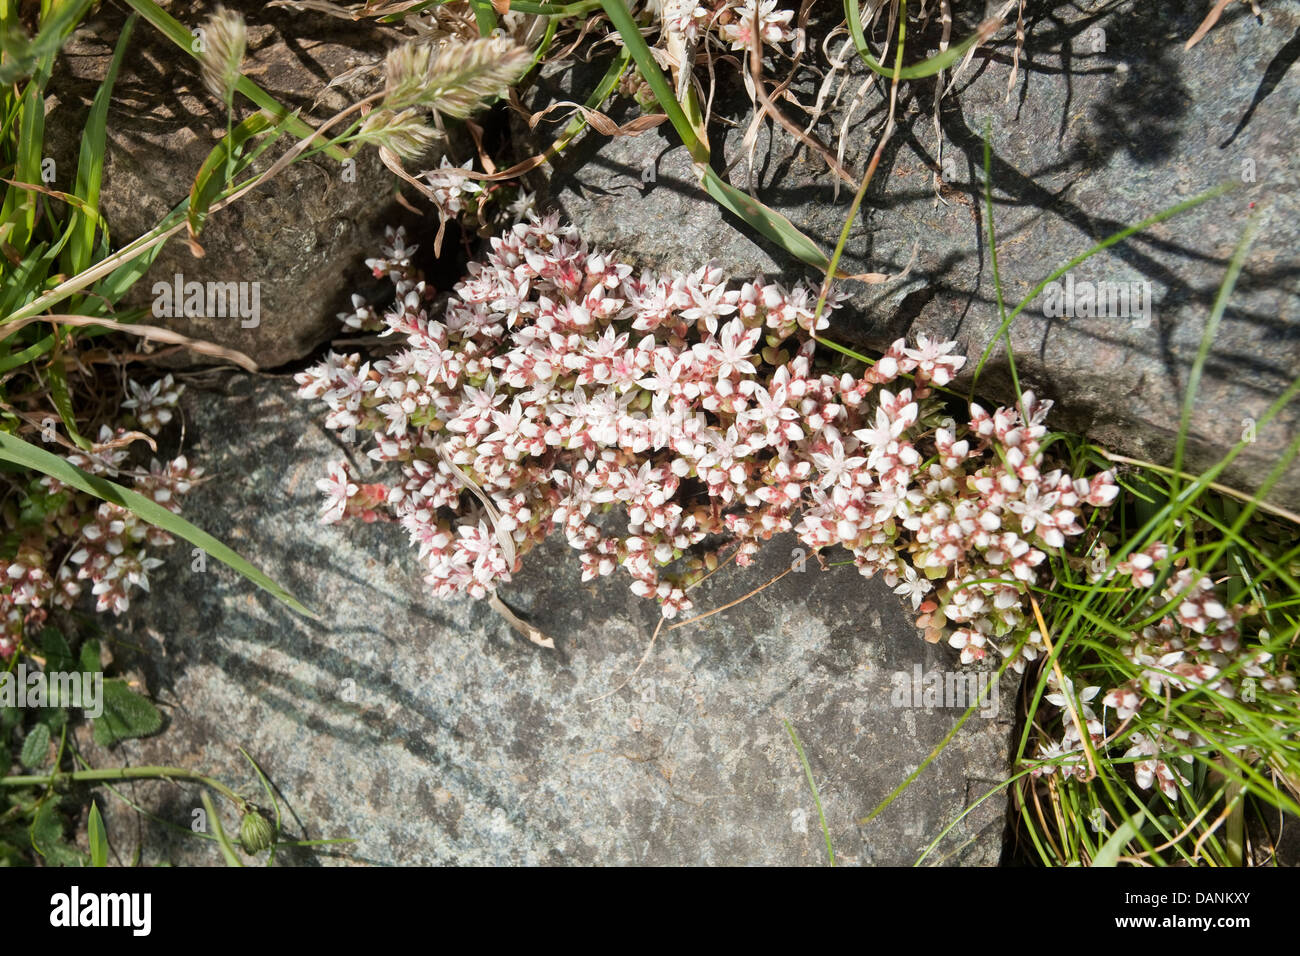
317;461;359;524
893;564;931;611
718;0;796;51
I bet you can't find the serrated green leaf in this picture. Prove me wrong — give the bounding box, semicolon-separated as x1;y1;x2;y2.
92;679;163;746
29;799;61;853
87;801;108;867
0;430;314;617
19;723;51;769
38;626;74;673
30;798;85;866
79;638;102;675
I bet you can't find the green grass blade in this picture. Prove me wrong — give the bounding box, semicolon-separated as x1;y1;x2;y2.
87;800;108;867
547;48;629;154
93;212;187;308
969;182;1234;390
0;239;52;317
379;0;603;17
121;0;347;161
0;63;50;248
1170;212;1262;495
63;14;135;281
598;0;709;164
701;168;832;271
844;0;992;79
187;112;278;242
0;429;315;617
583;3;840;271
200;791;243;866
45;350;90;450
1092;809;1146;867
469;0;498;35
0;0;95;245
0;334;56;374
784;719;834;866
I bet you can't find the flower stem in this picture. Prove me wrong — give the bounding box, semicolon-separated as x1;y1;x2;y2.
1;765;247;811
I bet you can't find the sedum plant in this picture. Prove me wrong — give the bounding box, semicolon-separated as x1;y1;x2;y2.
0;376;193;659
296;216;1115;633
299;217;1298;804
1027;538;1297;802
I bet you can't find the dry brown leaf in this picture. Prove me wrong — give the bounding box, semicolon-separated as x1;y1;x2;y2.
0;314;260;371
92;430;159;455
528;100;669;138
489;591;555;650
1186;0;1236;50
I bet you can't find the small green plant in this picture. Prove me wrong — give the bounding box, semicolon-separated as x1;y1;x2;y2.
0;647;349;866
0;0;525;865
1;2;312;620
888;141;1299;868
1005;220;1300;867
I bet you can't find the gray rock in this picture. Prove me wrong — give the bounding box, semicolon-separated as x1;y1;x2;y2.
526;1;1300;506
44;1;412;368
77;373;1013;866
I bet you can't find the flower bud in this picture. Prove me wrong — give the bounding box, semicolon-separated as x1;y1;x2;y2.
239;808;275;855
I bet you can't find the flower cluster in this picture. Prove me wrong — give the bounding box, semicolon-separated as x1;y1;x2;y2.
297;217;1120;652
121;373;184;435
416;157;535;250
0;393;201;659
648;0;798;52
423;157;486;223
1028;542;1296;799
